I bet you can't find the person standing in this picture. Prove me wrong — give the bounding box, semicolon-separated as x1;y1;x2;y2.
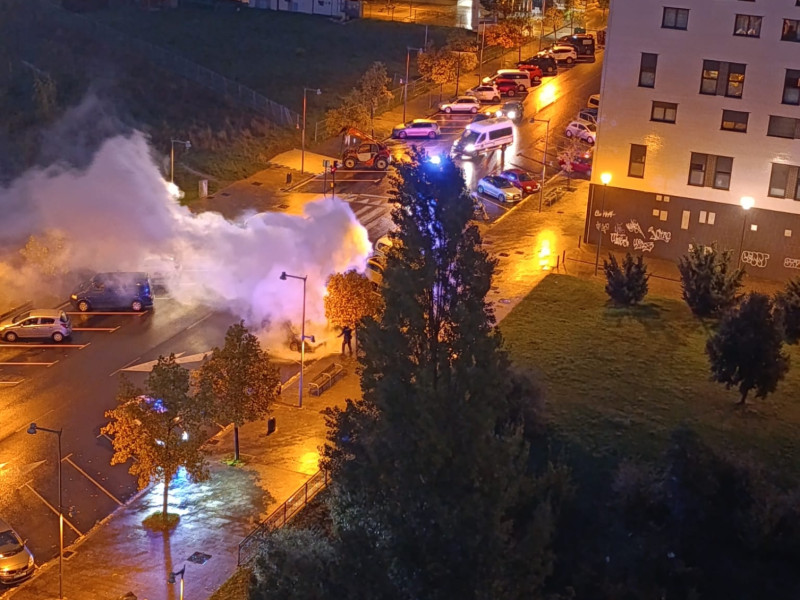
338;325;353;356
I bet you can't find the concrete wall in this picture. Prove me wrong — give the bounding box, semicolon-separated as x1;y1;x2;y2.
248;0;348;17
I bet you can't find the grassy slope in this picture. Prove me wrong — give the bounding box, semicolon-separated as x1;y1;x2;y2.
501;273;800;476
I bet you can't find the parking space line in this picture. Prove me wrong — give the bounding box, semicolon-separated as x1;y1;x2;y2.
0;343;89;349
63;454;123;506
72;327;119;332
24;482;83;536
187;313;212;330
66;311;147;317
17;409;53;433
0;361;59;367
109;356;140;377
0;380;23;386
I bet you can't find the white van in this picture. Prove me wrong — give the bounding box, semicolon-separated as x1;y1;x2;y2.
494;69;534;90
451;117;514;159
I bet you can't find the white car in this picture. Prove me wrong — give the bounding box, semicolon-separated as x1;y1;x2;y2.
439;96;481;114
546;44;578;64
476;175;523;203
565;120;596;144
365;257;385;288
466;85;501;103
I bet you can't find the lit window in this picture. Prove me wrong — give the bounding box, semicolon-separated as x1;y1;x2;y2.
726;63;746;97
721;109;748;132
700;60;719;94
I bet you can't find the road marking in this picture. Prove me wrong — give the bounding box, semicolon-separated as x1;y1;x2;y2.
118;351;211;373
0;361;59;367
109;356;140;377
0;380;23;386
72;327;120;332
63;454;123;506
67;311;147;316
186;313;212;330
17;409;54;432
24;482;83;536
0;343;89;349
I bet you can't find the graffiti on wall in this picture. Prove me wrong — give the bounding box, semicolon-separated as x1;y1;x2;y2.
648;226;672;243
610;232;630;247
625;219;645;237
784;257;800;270
633;238;655;252
741;250;770;268
594;209;616;218
595;221;610;233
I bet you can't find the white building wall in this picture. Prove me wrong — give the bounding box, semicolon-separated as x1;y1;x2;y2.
595;0;800;214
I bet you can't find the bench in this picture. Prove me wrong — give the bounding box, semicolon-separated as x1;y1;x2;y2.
308;362;345;396
544;186;566;206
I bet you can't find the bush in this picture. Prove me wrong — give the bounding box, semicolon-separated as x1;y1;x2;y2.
774;277;800;344
677;242;744;317
603;252;649;305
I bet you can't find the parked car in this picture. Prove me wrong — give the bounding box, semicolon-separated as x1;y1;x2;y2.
495;100;524;123
373;234;394;257
470;111;495;125
493;79;523;97
559;146;594;176
515;61;544;80
70;272;154;312
0;308;72;343
577;107;598;124
391;119;440;139
0;519;35;585
476;175;523;203
545;44;578;64
587;93;601;109
565;120;597;144
365;257;385;288
518;54;557;75
499;169;541;195
465;85;501;103
439;96;481;113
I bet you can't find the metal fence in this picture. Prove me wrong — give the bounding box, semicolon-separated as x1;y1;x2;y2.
34;0;300;128
237;469;330;566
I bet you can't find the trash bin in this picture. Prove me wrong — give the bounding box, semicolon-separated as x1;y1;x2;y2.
286;173;292;185
267;417;277;435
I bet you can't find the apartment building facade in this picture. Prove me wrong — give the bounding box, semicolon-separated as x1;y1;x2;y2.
588;0;800;280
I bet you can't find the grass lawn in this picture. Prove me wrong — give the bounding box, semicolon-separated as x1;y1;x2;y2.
501;274;800;477
91;7;452;113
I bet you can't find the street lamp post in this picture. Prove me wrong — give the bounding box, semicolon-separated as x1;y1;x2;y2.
594;172;612;276
279;272;314;408
738;196;755;269
170;139;191;183
27;423;63;600
301;88;322;175
403;46;423;122
168;564;186;600
531;118;551;212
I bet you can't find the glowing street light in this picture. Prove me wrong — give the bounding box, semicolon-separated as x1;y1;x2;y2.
738;196;755;268
594;172;612;276
301;88;322;175
168;564;186;600
279;272;314;408
27;423;63;600
170;139;191;183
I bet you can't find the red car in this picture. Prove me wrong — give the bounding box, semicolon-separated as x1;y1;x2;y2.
515;63;543;81
499;169;541;195
559;147;594;175
494;78;524;97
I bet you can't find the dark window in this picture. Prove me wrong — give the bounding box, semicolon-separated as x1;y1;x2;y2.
628;144;647;178
768;163;800;200
700;60;719;94
639;53;658;87
783;69;800;105
714;156;733;190
782;19;800;42
767;115;800;139
688;152;707;186
726;63;746;97
734;14;761;37
40;318;55;325
688;153;733;189
651;101;678;123
721;109;748;132
662;7;689;29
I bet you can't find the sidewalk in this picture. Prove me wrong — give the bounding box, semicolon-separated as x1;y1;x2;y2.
6;352;359;600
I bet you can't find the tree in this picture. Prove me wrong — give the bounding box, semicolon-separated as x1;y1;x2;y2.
706;293;789;405
324;62;393;136
485;18;528;61
774;277;800;344
543;6;565;40
102;355;210;520
324;270;384;341
677;243;744;317
603;252;649;306
357;62;393;134
557;137;585;190
198;321;281;463
417;46;477;93
320;149;566;599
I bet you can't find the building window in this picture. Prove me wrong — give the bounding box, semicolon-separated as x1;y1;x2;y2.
662;7;689;30
734;14;762;37
651;101;677;123
688;153;733;190
639;53;658;87
767;115;800;139
628;144;647;178
768;163;800;200
782;19;800;42
783;69;800;105
700;60;746;97
721;109;748;132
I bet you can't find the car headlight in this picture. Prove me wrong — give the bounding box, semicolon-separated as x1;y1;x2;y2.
507;110;517;119
27;554;34;567
70;294;77;300
495;110;503;117
465;143;476;152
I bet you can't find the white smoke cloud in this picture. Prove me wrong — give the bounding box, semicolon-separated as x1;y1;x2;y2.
0;131;372;330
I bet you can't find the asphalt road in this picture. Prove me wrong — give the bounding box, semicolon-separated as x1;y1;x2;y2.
0;53;601;591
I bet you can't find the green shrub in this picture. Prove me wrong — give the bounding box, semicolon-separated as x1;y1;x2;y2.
774;277;800;344
677;243;744;317
603;252;649;305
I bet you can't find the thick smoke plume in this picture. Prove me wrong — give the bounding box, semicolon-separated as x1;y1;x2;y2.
0;131;372;329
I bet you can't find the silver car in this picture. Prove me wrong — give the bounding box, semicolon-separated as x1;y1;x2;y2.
391;119;440;139
0;309;72;343
476;175;523;203
0;519;35;584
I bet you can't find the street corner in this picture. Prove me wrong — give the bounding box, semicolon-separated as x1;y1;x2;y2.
270;149;340;177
